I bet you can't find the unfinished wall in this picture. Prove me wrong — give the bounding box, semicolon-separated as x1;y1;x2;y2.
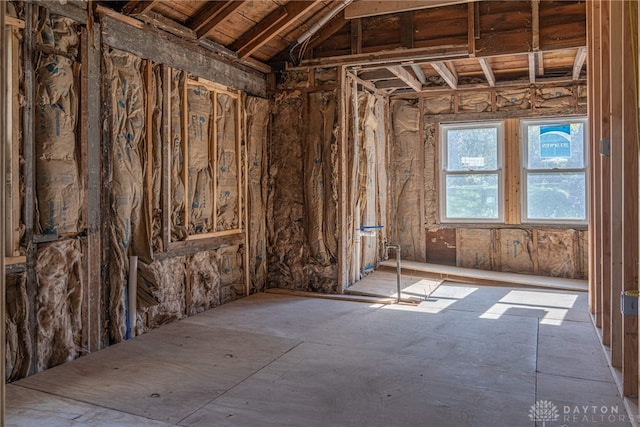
268;81;339;292
5;274;31;381
388;84;589;279
246;97;269;293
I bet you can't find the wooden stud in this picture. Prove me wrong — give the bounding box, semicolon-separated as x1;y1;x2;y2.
532;0;540;51
609;0;623;370
161;65;171;250
504;119;520;225
622;0;638;397
236;91;242;238
7;26;20;255
79;27;89;353
1;3;6;421
144;60;154;257
242;93;250;296
467;2;475;57
532;229;539;274
528;52;536;84
536;51;544;76
211;89;217;233
600;0;612;347
182;79;189;235
350;18;362;55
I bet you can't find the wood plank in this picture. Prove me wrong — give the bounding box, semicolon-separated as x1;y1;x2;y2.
307;9;348;51
600;0;612;347
536;51;544;76
478;57;495;87
350;18;362;55
621;0;638;397
609;0;623;369
387;65;422;92
504;119;520;225
401;11;415;49
337;66;348;292
231;6;288;58
99;13;267;97
5;15;25;28
182;80;189;238
144;60;154;256
1;2;6;419
528;52;536;83
431;61;458;89
79;28;89;353
161;65;171;251
188;1;244;39
467;2;475;56
532;0;540;50
572;46;587;80
345;0;472;19
122;0;159;16
411;64;427;85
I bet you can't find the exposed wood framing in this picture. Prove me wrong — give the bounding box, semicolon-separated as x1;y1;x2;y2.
99;13;267;97
400;11;414;49
410;65;427;86
504;119;520;225
609;0;623;370
87;24;102;352
344;0;472;19
1;2;7;422
621;0;638;397
23;1;38;375
307;10;348;51
477;57;495;87
242;93;249;297
573;46;587;81
6;25;20;256
431;61;458;89
144;60;154;259
79;28;89;350
231;7;288;58
337;66;348;292
122;0;159;16
532;0;540;51
161;65;171;250
467;2;475;57
188;0;244;40
350;18;362;55
528;52;536;84
536;51;544;76
387;65;422;92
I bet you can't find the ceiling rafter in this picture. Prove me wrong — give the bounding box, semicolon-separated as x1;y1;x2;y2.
387;65;423;92
188;0;244;40
573;47;587;80
122;0;159;16
431;61;457;89
232;1;322;59
477;57;495;87
410;64;427;85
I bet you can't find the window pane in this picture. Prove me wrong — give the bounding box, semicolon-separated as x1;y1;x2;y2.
526;172;586;220
446;174;499;219
446;127;498;171
526;122;585;169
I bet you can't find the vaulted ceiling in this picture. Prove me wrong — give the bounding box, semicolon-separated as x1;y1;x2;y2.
97;0;587;94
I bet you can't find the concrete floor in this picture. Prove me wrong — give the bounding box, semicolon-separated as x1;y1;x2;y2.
6;281;631;427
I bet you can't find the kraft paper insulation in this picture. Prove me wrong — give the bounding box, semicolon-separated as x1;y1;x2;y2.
105;48;147;343
535;87;573;109
458;91;491;113
35;239;83;372
424;123;437;225
246;96;269;293
424;95;452;115
187;251;221;315
171;70;187;241
268;91;337;292
187;85;214;234
456;228;493;270
35;13;81;234
5;274;31;382
496;89;530;110
389;99;425;262
497;229;534;273
537;229;580;278
216;93;239;231
150;64;163;252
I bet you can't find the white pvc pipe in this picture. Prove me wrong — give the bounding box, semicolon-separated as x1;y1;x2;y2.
295;0;353;45
128;255;138;338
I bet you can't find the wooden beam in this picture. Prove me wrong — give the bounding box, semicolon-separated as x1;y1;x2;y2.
536;51;544;76
573;46;587;81
350;18;362;55
345;0;472;19
528;52;536;83
307;9;348;50
410;64;427;85
188;0;244;40
467;2;475;57
387;65;423;92
232;7;288;58
400;11;414;49
621;0;638;397
431;61;458;89
532;0;540;51
478;57;495;87
122;0;159;16
1;3;7;423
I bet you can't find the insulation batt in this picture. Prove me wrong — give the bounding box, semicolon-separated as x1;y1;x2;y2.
35;14;81;234
35;240;83;372
105;49;147;343
246;97;269;293
5;274;31;381
171;70;187;240
216;93;239;231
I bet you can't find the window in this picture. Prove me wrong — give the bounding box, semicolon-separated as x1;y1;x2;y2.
440;122;503;222
521;118;588;223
